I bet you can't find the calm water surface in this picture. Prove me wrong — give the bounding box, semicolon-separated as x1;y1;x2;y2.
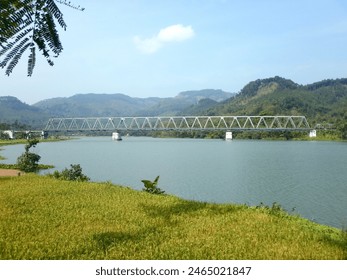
1;137;346;228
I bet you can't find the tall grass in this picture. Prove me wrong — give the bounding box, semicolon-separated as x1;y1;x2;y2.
0;175;346;260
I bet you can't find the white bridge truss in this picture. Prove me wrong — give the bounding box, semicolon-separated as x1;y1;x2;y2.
44;116;311;132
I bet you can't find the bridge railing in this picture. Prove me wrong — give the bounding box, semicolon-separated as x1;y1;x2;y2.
44;116;311;131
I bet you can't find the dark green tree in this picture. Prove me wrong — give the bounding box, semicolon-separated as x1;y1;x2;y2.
16;138;41;172
0;0;84;76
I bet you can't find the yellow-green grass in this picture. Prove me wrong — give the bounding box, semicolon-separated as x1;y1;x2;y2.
0;139;28;146
0;138;71;148
0;174;346;260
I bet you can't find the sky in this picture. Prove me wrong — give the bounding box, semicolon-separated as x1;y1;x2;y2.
1;0;347;104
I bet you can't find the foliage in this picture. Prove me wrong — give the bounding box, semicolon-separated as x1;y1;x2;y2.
50;163;90;182
337;115;347;140
0;131;10;140
0;174;346;259
204;77;347;140
16;138;41;172
305;78;347;90
0;162;53;170
237;76;299;98
0;0;84;76
141;175;165;195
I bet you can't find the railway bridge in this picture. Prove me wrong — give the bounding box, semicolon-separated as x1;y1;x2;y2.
43;115;316;140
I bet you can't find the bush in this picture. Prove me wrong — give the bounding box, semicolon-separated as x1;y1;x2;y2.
16;139;41;172
141;176;165;195
51;164;90;182
17;152;41;172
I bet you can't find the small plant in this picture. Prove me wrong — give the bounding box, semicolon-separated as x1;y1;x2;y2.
50;164;90;182
16;139;41;172
256;202;287;217
141;176;165;195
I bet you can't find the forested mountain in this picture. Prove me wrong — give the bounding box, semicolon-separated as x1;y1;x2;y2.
0;90;233;128
33;90;234;117
203;76;347;130
0;96;49;128
33;93;161;117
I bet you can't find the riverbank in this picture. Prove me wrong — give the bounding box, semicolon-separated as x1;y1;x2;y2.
0;174;346;260
0;137;71;147
0;168;24;176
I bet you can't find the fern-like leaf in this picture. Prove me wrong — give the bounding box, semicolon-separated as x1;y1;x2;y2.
41;10;63;55
0;27;33;57
0;0;84;76
1;1;34;39
27;45;36;76
6;41;31;75
0;36;30;68
46;0;67;30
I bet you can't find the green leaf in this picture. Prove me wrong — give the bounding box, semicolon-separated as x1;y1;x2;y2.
0;0;84;76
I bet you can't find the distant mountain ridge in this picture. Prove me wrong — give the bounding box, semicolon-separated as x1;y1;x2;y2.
0;96;49;127
33;93;161;117
0;89;234;128
33;89;235;117
176;89;233;103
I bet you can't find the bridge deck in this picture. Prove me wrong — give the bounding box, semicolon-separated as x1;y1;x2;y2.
44;116;311;132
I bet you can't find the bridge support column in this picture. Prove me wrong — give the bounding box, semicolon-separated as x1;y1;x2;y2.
41;131;48;139
309;130;317;138
112;132;122;141
225;131;233;140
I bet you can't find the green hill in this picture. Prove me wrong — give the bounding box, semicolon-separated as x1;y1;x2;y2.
0;90;234;128
33;93;161;117
202;77;347;138
0;96;49;129
33;90;234;117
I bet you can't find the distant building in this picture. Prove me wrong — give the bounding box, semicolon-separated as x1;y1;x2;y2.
3;130;14;139
309;130;317;138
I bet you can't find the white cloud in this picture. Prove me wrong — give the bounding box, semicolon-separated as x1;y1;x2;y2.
158;24;195;42
134;24;195;54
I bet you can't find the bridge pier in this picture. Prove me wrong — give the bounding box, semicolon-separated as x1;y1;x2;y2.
225;131;233;140
41;131;48;139
112;132;122;141
309;130;317;138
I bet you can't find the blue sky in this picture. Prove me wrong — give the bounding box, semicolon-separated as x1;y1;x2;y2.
1;0;347;104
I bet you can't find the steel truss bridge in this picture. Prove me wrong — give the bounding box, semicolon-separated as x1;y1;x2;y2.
44;116;311;132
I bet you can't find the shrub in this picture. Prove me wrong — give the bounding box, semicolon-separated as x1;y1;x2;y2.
16;139;41;172
141;176;165;195
51;164;90;182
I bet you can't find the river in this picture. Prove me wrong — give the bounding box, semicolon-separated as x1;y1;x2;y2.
1;137;346;229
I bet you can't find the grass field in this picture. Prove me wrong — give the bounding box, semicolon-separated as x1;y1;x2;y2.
0;174;346;260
